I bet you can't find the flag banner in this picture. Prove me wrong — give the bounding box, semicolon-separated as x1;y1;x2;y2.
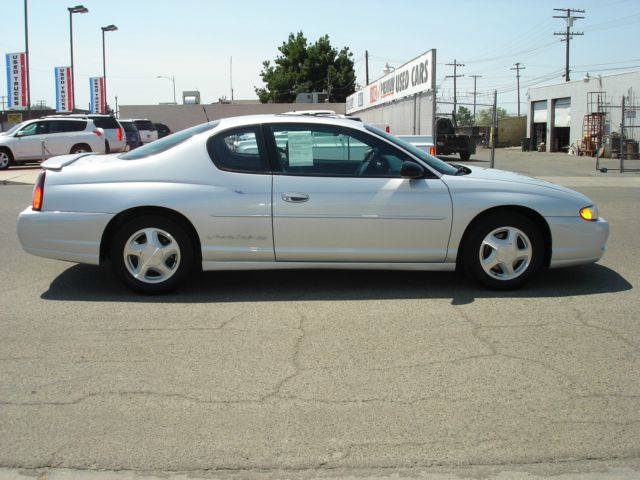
5;52;27;110
89;77;104;113
55;66;72;112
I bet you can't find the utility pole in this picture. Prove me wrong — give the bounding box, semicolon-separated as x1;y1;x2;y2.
470;74;482;122
554;8;584;82
446;59;465;116
510;63;525;116
365;50;369;85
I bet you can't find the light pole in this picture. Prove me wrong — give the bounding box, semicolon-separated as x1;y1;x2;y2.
68;5;88;111
157;75;176;104
101;24;117;113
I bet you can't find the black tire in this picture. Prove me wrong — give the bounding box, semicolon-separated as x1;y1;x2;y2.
459;151;471;162
70;144;92;154
110;215;194;294
462;212;544;290
0;148;13;170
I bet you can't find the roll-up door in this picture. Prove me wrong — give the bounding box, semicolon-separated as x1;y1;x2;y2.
553;98;571;127
533;101;548;123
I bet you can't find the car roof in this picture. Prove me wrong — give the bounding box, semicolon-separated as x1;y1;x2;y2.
215;113;367;131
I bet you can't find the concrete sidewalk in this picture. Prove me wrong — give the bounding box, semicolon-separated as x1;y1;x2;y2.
0;166;40;185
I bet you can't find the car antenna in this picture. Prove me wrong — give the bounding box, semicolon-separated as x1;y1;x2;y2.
202;106;210;123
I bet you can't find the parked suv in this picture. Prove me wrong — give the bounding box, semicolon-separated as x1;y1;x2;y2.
0;117;105;169
46;114;126;153
132;119;158;144
118;119;143;150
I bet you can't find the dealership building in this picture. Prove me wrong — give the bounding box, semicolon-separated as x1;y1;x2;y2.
527;70;640;153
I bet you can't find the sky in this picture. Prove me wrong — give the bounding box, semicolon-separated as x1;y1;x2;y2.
2;0;639;114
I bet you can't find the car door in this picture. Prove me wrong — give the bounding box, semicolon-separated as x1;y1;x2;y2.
44;120;80;155
268;123;453;263
12;121;49;160
202;125;274;262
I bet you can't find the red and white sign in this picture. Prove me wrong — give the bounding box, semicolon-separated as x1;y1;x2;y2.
55;66;73;113
89;77;105;113
5;52;28;110
346;49;435;115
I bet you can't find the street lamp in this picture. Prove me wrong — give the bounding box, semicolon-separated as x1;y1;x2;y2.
101;24;118;113
157;75;176;104
68;5;88;111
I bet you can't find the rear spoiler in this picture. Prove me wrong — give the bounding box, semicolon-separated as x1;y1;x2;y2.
40;153;93;171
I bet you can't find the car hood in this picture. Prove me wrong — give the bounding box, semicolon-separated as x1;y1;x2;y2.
450;165;583;196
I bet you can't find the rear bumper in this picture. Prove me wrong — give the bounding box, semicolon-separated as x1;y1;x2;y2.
547;216;609;268
17;207;114;265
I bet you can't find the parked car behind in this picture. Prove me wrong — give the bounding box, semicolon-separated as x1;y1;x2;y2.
0;117;105;169
118;119;143;150
16;114;609;293
132;119;158;144
154;123;171;138
46;114;126;153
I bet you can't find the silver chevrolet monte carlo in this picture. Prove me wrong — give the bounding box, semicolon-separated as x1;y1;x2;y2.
17;114;609;293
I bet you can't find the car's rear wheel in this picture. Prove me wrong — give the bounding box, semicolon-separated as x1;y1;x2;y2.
70;144;91;154
110;216;194;294
462;212;544;289
0;149;13;170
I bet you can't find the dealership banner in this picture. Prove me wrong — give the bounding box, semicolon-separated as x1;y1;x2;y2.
346;49;435;115
5;52;28;110
89;77;104;113
55;66;72;112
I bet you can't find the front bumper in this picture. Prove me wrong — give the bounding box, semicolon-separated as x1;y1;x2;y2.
547;215;609;268
17;207;114;265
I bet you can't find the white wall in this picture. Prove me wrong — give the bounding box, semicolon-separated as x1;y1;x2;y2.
526;71;640;151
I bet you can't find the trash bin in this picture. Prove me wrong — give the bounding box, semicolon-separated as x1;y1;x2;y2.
521;137;531;152
625;139;639;160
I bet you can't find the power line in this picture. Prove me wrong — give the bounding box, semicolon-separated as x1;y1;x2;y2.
553;8;585;81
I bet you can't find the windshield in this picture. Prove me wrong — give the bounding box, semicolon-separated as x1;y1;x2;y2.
365;124;459;175
4;122;26;135
119;121;219;160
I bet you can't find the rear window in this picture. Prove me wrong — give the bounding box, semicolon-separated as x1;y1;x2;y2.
134;120;156;131
89;116;120;129
119;121;219;160
120;122;138;133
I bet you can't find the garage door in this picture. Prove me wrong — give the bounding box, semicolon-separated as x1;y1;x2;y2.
533;101;547;123
554;97;571;127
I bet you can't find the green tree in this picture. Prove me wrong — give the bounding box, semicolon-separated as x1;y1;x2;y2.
476;107;508;126
455;106;474;126
255;32;356;103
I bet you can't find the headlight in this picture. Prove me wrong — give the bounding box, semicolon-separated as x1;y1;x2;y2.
579;205;599;221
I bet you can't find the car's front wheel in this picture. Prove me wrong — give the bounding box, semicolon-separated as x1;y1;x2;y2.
0;149;13;170
462;212;544;289
110;216;194;293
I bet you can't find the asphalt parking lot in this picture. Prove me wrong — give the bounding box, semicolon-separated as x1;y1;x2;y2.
1;149;639;479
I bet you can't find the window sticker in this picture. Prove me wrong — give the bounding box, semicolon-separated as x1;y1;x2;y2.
287;131;314;166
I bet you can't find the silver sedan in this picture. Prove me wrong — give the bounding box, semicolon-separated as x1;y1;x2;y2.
17;114;609;293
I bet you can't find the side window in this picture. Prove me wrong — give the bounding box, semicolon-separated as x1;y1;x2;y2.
66;121;87;132
206;127;269;174
17;122;46;136
269;124;412;177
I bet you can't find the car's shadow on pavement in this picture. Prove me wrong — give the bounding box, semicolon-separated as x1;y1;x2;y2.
41;263;632;305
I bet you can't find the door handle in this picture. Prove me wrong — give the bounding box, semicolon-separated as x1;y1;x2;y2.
282;192;310;203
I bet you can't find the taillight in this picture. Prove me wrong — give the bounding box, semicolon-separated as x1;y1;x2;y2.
33;171;46;211
117;128;122;141
93;129;103;137
429;146;436;156
385;126;391;133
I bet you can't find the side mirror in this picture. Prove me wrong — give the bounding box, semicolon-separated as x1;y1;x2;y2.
400;161;424;178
